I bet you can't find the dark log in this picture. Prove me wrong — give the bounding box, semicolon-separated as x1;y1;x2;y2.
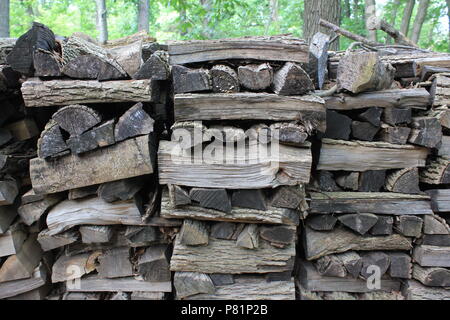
97;247;133;279
308;32;329;90
210;64;239;93
408;116;442;149
114;103;154;142
189;188;231;213
37;120;68;159
315;171;341;192
68;120;116;154
271;62;313;95
324;110;351;140
260;225;296;248
358;107;382;127
210;274;234;286
97;176;146;203
7;22;56;76
336;252;362;278
370;216;394;236
314;255;347;278
0;178;18;206
360;252;390;279
52;105;101;136
269;186;305;210
335;172;359;191
168;185;191;206
124;226;160;247
210;222;236;240
413;265;450;287
396;215;423;237
238;63;273;91
172;65;211;94
423;235;450;246
379;126;411;145
337;52;395;94
358;170;386;192
413;245;450;267
231;189;267;211
338;213;378;235
178;219;209;246
133;51;169;80
236;224;259;249
270;123;308;146
306;215;338;231
33;50;61;77
385;167;420;194
0;65;21;89
68;185;99;200
383;107;412;125
0;129;12;148
137;244;171;282
420;65;450;82
351;121;379;141
388;252;412;279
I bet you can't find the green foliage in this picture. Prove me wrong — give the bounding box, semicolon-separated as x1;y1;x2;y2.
8;0;450;52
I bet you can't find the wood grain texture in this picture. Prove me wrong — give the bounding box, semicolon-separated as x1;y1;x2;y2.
174;93;326;132
167;36;309;65
65;275;171;292
30;135;154;194
403;279;450;300
318;138;428;171
0;264;47;299
427;189;450;212
21;78;158;107
158;140;311;189
413;245;450;267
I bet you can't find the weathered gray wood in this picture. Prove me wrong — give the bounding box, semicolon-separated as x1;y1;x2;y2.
30;135;154;194
18;193;62;226
231;189;267;211
52;105;102;136
360;252;390;279
309;192;433;215
168;185;191;206
52;251;99;283
324;88;430;110
210;274;234;286
413;245;450;267
358;170;386;192
97;247;133;278
137;244;171;282
210;222;237;240
315;171;341;192
210;64;239;93
189;188;231;213
314;255;347;278
324;110;352;140
0;224;27;257
335;172;359;191
403;279;450;300
370;216;394;236
109;40;143;77
97;176;146;203
46;197;145;235
423;215;450;235
430;73;450;107
338;213;379;235
385;167;420;194
124;226;161;247
79;225;113;244
397;215;423;238
170;236;295;274
62;55;115;80
33;49;61;77
37;228;79;251
68;185;99;200
238;63;273;91
413;264;450;287
37;120;68;159
423;234;450;246
351;121;379;141
158;140;312;189
236;224;259;249
306;215;338;231
318;139;428;171
172;65;211;94
269;185;306;210
174;93;326;132
438;136;450;157
308;32;329;89
304;226;412;260
21;78;158;107
408;116;442;149
427;189;450;212
336;252;362;278
178;219;209;246
0;264;47;300
67;120;116;154
174;272;215;299
133;50;169;80
167;36;309;65
358;107;382;126
0;205;18;234
270;122;308;146
420;157;450;185
131;292;165;300
388;252;412;279
383;107;412;125
0;179;18;206
161;190;299;225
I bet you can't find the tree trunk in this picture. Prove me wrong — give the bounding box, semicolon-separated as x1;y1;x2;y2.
95;0;108;44
411;0;430;44
0;0;9;37
137;0;150;33
364;0;377;42
303;0;341;51
200;0;213;39
265;0;279;34
400;0;415;36
344;0;351;18
447;0;450;51
387;0;401;44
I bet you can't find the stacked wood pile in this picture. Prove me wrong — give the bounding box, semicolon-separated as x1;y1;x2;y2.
0;22;177;300
157;36;323;300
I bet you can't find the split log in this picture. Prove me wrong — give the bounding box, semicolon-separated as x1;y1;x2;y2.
161;190;299;226
413;265;450;287
351;121;379;141
396;215;423;238
408;116;442;149
65;275;171;293
52;251;99;283
0;179;18;206
403;279;450;300
430;73;450;107
314;171;341;192
337;213;378;235
358;107;382;127
62;55;114;80
79;226;113;244
423;215;450;235
21;78;158;107
109;40;143;77
360;252;390;279
269;185;306;210
172;65;211;94
174;93;326;132
236;224;259;249
67;120;116;154
426;189;450;212
238;63;273;91
379;126;411;145
308;32;329;90
298;260;400;293
0;264;47;300
370;216;394;236
189;188;231;213
30;135;154;194
413;245;450;267
137;245;171;281
97;247;133;278
385;167;420;194
170;236;295;274
0;205;18;234
52;105;101;136
314;255;347;278
231;189;267;211
68;185;99;200
168;185;191;206
259;226;295;248
383;107;412;125
210;222;237;240
318;139;428;171
37;229;79;251
33;50;61;77
324;88;430;110
174;272;215;299
335;172;359;191
97;176;146;203
306;215;337;231
303;226;411;261
178;219;209;246
337;52;395;94
37;120;68;159
158;140;312;189
45;197;145;235
18;193;62;226
358;170;386;192
271;62;313;95
336;252;362;278
0;235;42;282
388;252;412;279
324;110;352;140
210;64;239;93
167;36;309;65
420;157;450;185
309;191;433;215
133;51;169;80
438;136;450;157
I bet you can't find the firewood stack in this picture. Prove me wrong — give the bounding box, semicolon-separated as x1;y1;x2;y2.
0;22;177;300
155;37;325;300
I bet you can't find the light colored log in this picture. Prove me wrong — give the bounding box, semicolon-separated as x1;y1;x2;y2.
0;225;27;257
65;275;171;292
0;264;47;300
413;264;450;287
403;279;450;300
427;189;450;212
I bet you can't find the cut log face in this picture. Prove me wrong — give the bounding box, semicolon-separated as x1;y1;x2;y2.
37;120;68;159
18;193;62;226
336;172;359;191
238;63;273;91
62;55;104;79
231;189;267;211
420;157;450;185
427;189;450;212
0;205;18;234
210;65;239;93
360;252;390;279
269;186;305;210
210;222;237;240
351;121;379;141
270;123;308;146
0;225;27;258
408;117;442;149
172;65;211;94
168;185;191;206
315;171;341;192
383;107;412;125
423;215;450;235
52;251;99;283
336;252;362;278
0;179;19;206
385;168;420;194
137;244;171;282
396;215;423;238
337;213;379;235
306;215;338;231
0;264;47;300
109;40;143;77
430;74;450;107
174;272;215;299
189;188;231;213
37;229;79;251
33;50;61;77
97;247;134;279
308;32;329;90
236;224;259;249
133;51;170;81
358;170;386;192
379;126;411;145
178;219;209;246
52;105;102;136
210;274;234;286
413;265;450;287
337;52;395;94
413;245;450;267
259;225;296;248
314;255;347;278
388;252;412;279
30;135;154;194
97;176;145;203
324;110;352;140
358;108;382;127
370;216;394;236
79;226;113;244
271;62;313;95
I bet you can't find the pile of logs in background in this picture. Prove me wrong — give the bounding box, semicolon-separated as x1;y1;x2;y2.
0;22;449;300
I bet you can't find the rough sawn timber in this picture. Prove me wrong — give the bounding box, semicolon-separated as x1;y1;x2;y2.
30;135;154;194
